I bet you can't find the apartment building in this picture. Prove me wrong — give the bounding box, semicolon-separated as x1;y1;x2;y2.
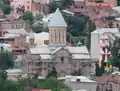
91;28;119;62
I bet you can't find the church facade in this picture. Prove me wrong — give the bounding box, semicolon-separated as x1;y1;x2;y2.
24;8;92;77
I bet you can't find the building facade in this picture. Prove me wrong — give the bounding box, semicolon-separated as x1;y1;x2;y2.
91;28;119;62
24;46;92;76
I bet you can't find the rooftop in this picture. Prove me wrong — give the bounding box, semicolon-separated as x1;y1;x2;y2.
88;2;109;6
48;8;67;27
91;28;119;34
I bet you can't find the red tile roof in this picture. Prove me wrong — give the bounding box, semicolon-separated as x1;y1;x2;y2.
88;2;109;6
32;88;39;91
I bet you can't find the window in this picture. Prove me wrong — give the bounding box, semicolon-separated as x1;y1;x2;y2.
61;57;64;63
102;47;105;53
27;6;29;10
63;31;64;43
102;55;105;61
59;31;60;43
16;24;18;28
76;79;80;82
1;46;4;52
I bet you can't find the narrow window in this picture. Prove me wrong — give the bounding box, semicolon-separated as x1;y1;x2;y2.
55;30;56;43
61;57;64;63
63;31;64;43
59;31;60;43
76;79;80;82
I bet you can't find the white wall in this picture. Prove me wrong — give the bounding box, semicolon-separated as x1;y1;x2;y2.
90;34;100;61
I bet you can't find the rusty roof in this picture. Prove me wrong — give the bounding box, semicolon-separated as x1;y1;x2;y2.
94;75;120;85
88;2;109;6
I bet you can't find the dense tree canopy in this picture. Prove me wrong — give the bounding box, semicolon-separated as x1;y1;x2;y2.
0;52;14;80
0;0;11;14
0;77;71;91
117;0;120;6
62;11;96;47
49;0;73;13
107;35;120;70
21;11;34;22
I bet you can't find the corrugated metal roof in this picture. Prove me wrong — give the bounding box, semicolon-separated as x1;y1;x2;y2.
30;47;51;54
40;55;51;59
48;8;67;27
4;28;28;35
6;69;22;74
4;34;20;38
66;76;95;83
72;54;90;59
91;28;119;34
67;46;89;54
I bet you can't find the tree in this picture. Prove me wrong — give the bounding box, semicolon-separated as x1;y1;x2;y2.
1;0;9;4
49;0;73;13
0;0;11;15
0;52;14;80
46;66;58;78
21;11;34;22
117;0;120;6
34;13;43;21
32;20;45;33
40;77;71;91
107;35;120;70
0;0;11;14
49;1;59;13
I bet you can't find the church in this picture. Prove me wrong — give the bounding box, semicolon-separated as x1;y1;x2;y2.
24;8;92;77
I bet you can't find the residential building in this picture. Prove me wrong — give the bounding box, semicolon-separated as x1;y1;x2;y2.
64;76;97;91
6;69;22;79
94;75;120;91
0;19;28;30
24;0;41;12
90;28;119;62
26;32;49;45
104;0;117;8
74;0;85;7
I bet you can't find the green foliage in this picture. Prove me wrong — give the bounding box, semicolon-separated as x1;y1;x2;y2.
95;61;105;76
62;11;96;47
32;21;44;33
94;0;104;2
39;77;71;91
0;78;71;91
1;0;9;4
117;0;120;6
107;35;120;70
0;0;11;14
49;1;59;13
0;52;14;80
46;67;58;78
49;0;73;13
21;12;34;22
